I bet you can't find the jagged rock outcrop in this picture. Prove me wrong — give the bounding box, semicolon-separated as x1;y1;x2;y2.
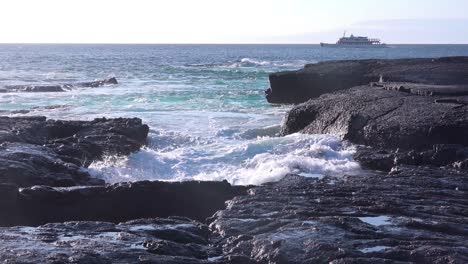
266;57;468;104
0;180;247;227
281;84;468;152
0;116;149;187
0;77;118;93
277;58;468;172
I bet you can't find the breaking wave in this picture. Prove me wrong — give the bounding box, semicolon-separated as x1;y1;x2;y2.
88;133;361;186
184;58;309;69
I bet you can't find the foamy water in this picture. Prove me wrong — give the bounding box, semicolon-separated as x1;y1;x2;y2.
88;132;359;185
2;44;468;185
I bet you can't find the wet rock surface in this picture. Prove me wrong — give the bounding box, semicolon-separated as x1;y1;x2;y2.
0;180;247;227
354;144;468;172
267;57;468;104
210;172;468;263
0;116;149;187
281;85;468;151
1;77;118;93
0;217;222;264
0;142;102;188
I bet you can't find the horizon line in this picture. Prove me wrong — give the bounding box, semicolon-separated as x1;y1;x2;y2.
1;42;468;45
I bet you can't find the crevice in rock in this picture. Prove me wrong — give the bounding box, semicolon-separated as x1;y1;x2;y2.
373;104;403;120
0;181;249;227
321;112;341;133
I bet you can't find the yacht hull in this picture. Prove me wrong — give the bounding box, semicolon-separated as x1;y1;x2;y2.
320;43;388;48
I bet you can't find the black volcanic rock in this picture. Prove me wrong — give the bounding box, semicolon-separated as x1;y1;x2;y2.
354;144;468;172
0;116;149;187
3;77;118;92
281;85;468;152
376;82;468;97
0;218;222;264
267;57;468;104
0;142;102;187
76;77;118;88
0;180;247;227
45;117;149;167
210;171;468;263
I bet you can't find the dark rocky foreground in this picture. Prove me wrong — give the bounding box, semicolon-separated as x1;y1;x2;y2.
267;57;468;104
0;170;465;263
0;77;118;93
0;116;149;187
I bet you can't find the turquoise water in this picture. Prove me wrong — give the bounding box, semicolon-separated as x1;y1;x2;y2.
1;44;468;184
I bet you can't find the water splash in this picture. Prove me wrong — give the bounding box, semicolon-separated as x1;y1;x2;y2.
88;133;360;185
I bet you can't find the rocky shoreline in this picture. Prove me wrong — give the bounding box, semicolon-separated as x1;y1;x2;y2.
266;57;468;104
1;57;468;263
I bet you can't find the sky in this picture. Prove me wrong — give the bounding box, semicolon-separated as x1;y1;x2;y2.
0;0;467;44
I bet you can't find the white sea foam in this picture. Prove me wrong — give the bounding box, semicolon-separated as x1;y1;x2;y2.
237;58;271;67
224;58;309;68
179;57;309;69
89;133;361;186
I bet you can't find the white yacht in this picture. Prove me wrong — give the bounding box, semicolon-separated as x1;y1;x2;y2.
321;32;387;48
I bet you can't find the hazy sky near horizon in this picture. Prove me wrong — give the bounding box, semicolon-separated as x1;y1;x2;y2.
0;0;467;43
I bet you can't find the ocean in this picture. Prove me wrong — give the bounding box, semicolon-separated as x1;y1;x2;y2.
1;44;468;185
